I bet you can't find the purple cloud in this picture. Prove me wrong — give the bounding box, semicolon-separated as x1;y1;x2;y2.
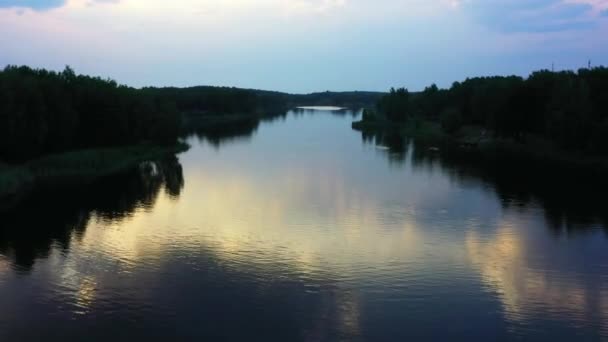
0;0;119;11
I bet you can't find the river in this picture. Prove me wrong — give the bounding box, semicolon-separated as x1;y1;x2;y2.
1;107;607;341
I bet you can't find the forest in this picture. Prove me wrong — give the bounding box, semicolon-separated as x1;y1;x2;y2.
141;86;289;114
293;91;385;109
0;65;181;162
0;64;383;164
371;67;608;156
0;65;291;164
4;64;608;163
142;87;384;114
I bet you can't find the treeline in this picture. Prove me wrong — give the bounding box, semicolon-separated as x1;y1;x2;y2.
0;65;180;161
0;65;383;162
142;86;291;114
294;91;385;108
142;87;384;114
376;67;608;155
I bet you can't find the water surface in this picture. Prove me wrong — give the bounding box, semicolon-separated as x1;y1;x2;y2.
1;108;607;341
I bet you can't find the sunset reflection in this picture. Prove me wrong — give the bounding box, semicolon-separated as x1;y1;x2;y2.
467;220;608;331
0;256;8;276
68;163;430;281
1;110;607;340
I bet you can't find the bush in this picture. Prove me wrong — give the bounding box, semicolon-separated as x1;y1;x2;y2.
440;108;463;134
362;108;378;122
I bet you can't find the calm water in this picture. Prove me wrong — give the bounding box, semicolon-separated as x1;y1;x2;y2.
1;108;608;341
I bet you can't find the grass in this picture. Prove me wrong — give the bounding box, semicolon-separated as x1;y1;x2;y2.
0;142;189;205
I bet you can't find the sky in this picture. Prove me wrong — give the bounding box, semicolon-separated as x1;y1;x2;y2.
1;0;607;93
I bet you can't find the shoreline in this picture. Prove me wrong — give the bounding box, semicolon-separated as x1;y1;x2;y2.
0;143;189;211
352;118;608;184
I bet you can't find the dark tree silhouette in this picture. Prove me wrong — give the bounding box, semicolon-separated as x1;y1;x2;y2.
0;65;180;161
374;67;608;155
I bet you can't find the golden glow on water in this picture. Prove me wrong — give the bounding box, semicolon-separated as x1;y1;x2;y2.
38;136;606;335
467;221;608;328
1;111;607;340
0;257;8;276
74;276;98;314
39;142;448;327
69;166;430;280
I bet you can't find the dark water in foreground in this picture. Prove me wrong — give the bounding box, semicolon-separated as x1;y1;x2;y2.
1;108;608;341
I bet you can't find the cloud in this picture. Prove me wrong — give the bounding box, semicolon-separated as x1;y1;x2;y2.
284;0;347;14
0;0;66;10
462;0;601;32
0;0;118;11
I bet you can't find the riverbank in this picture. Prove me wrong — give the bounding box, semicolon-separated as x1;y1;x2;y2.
0;143;189;211
180;110;284;132
182;112;258;128
352;117;608;184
